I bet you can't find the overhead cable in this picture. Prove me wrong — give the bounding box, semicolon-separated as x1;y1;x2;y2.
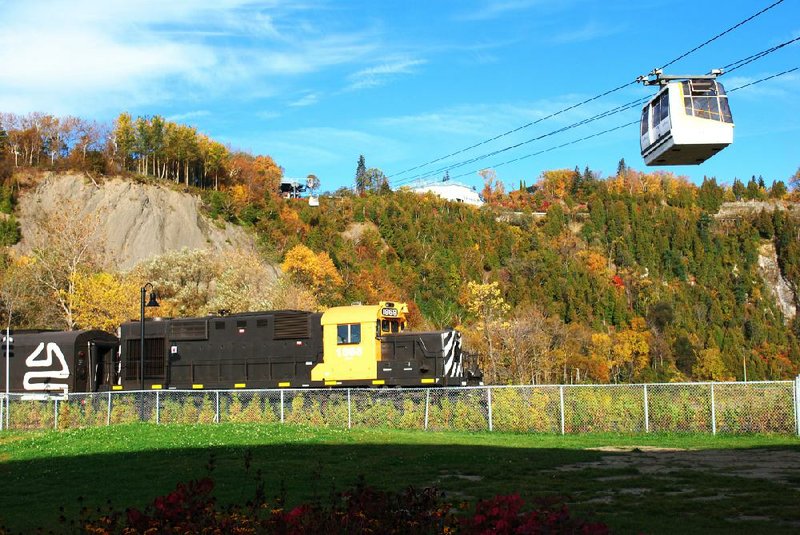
388;0;788;183
418;68;798;185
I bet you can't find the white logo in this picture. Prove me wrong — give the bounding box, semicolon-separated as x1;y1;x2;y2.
23;342;70;394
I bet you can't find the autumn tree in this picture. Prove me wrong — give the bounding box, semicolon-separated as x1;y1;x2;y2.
73;272;140;332
0;257;38;330
465;281;510;382
281;244;343;304
306;174;320;195
136;248;220;317
112;112;136;172
27;202;105;329
479;169;505;204
205;250;282;313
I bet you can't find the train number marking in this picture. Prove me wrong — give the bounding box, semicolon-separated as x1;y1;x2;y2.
23;342;70;394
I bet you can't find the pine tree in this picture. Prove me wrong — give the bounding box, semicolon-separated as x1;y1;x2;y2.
355;155;367;194
616;158;627;177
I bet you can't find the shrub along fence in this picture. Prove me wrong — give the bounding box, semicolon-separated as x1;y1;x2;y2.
1;380;799;435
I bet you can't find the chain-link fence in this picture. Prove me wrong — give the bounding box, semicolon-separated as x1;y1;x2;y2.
2;379;799;435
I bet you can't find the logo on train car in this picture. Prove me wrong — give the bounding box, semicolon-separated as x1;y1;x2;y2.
381;307;398;317
23;342;70;394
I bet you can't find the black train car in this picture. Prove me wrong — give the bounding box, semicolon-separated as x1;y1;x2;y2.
0;330;119;395
117;310;324;390
115;301;479;391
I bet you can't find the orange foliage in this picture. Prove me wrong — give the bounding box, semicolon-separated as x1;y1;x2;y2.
537;169;573;199
581;250;608;276
281;244;343;303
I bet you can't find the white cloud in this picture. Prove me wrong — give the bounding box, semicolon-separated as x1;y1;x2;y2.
550;21;623;44
288;93;321;107
166;110;212;123
0;0;380;115
458;0;568;21
347;58;426;90
725;72;798;98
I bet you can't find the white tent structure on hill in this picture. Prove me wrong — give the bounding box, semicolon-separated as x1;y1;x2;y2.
410;180;483;207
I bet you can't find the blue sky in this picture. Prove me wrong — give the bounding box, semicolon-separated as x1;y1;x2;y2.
0;0;798;193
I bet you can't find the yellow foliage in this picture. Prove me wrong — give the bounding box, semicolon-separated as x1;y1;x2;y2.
581;250;608;276
230;184;250;208
537;169;573;199
281;244;343;300
73;272;140;332
465;281;509;318
693;347;732;381
612;327;650;374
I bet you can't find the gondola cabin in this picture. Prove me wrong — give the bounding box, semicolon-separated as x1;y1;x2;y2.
640;78;734;166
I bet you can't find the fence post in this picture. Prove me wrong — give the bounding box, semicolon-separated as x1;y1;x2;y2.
215;391;220;424
486;387;493;432
710;382;717;435
107;392;111;426
0;394;4;431
644;384;649;433
559;385;565;435
54;399;59;430
156;391;160;425
280;390;285;424
424;389;430;430
794;375;800;437
347;389;352;430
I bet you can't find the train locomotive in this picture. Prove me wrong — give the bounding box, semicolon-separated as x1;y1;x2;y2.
2;301;482;396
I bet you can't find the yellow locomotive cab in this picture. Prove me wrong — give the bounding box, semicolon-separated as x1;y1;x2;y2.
311;301;407;383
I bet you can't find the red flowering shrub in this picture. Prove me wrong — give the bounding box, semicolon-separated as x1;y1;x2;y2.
462;494;609;534
73;478;610;534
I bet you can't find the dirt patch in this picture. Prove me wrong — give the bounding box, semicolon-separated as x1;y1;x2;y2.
587;446;687;453
438;471;483;482
341;222;380;242
555;448;800;485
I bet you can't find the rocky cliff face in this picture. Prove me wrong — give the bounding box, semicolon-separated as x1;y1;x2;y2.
758;242;797;323
715;200;800;220
14;173;256;270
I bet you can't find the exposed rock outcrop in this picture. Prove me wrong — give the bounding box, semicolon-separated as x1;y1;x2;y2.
757;242;797;323
715;200;800;220
14;173;256;270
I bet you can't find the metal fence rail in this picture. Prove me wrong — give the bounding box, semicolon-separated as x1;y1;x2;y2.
2;379;799;435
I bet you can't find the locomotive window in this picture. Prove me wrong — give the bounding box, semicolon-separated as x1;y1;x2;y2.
337;323;361;345
380;319;401;333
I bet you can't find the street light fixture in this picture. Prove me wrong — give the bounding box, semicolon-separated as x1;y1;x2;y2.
140;283;159;392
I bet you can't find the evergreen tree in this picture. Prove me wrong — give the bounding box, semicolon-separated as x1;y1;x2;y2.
616;158;627;177
570;166;582;197
355;155;367;194
746;176;762;200
731;178;745;200
770;180;788;199
698;176;724;212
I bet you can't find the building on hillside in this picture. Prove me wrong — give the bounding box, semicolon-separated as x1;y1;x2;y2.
410;180;484;207
279;179;307;199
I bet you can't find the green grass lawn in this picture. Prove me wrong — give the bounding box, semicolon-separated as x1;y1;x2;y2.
1;424;799;533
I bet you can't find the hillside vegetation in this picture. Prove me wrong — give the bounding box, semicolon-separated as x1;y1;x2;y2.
1;112;799;384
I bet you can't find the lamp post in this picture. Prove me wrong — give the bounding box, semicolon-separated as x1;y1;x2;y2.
140;283;160;392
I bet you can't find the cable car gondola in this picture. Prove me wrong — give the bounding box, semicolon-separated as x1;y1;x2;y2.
638;69;734;166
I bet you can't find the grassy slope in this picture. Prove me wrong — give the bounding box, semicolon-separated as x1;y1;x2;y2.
1;424;799;533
